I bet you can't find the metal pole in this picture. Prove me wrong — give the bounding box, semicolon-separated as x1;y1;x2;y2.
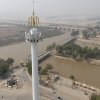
25;26;42;100
31;33;40;100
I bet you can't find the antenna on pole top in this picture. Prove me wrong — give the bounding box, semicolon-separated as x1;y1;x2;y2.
28;0;39;27
32;0;35;18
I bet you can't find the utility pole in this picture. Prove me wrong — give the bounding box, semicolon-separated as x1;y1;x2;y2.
25;1;43;100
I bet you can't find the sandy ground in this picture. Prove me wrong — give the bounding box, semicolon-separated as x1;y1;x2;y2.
54;77;100;100
1;66;99;100
75;35;100;49
0;26;28;47
0;26;27;37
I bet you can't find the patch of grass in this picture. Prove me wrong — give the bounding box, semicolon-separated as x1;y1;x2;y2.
90;94;100;100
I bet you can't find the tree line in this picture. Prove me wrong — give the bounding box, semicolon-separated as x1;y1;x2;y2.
56;43;100;60
71;30;79;36
82;30;97;39
37;26;63;38
0;58;14;76
46;42;56;51
90;94;100;100
25;61;53;75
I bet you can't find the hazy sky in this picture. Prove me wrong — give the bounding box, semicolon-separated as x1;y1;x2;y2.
0;0;100;19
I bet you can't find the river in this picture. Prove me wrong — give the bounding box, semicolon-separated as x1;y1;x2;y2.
41;56;100;89
0;32;70;65
0;32;100;89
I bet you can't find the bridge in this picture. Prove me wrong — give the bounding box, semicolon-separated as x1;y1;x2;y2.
25;51;51;63
0;19;27;26
38;51;51;63
56;36;75;46
25;36;75;63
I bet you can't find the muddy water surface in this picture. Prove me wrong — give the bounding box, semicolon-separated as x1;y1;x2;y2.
41;56;100;89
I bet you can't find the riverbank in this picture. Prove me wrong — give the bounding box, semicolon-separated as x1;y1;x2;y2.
55;55;100;66
0;25;64;48
40;55;100;89
54;76;100;100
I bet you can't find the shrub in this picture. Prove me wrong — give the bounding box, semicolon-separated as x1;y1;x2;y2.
40;69;48;75
70;75;75;80
45;64;53;70
90;94;100;100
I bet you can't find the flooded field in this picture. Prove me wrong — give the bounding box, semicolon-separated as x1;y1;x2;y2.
41;56;100;89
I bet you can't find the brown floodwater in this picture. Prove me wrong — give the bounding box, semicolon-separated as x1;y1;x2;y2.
0;32;100;89
0;32;70;65
41;56;100;89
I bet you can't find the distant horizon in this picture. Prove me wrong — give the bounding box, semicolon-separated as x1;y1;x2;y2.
0;0;100;20
0;12;100;21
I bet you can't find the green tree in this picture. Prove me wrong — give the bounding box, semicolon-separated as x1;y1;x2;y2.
56;45;63;53
6;58;14;66
90;94;100;100
45;64;53;70
69;75;75;80
56;42;100;60
40;69;48;75
26;61;32;75
92;31;97;38
71;30;79;36
0;58;11;76
82;30;89;39
25;61;42;75
46;42;56;51
38;66;42;72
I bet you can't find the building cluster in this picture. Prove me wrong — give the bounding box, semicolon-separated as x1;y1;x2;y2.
40;74;60;88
